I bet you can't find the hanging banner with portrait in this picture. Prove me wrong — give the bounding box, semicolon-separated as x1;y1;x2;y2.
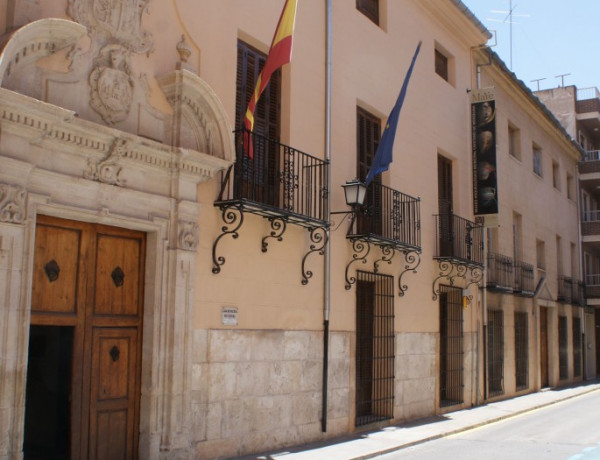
471;88;498;216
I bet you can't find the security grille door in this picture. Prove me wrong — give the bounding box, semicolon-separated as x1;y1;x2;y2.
235;40;281;206
573;318;582;378
514;311;529;390
540;307;549;387
559;315;568;380
487;310;504;397
25;216;145;460
439;285;463;407
355;271;395;426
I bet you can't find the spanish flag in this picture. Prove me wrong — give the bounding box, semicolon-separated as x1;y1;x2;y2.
244;0;297;158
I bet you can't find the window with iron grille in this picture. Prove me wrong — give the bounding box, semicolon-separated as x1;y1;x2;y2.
355;271;395;426
573;317;582;378
356;0;379;25
439;285;463;408
558;315;568;380
487;309;504;397
514;311;529;390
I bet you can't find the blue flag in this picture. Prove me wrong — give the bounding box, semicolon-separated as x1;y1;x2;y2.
365;41;422;186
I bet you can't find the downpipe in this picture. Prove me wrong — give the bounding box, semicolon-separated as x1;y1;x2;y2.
321;0;332;433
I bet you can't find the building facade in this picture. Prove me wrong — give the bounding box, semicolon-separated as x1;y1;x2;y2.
0;1;587;459
536;85;600;380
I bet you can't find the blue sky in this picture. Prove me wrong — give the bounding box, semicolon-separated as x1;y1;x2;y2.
461;0;600;92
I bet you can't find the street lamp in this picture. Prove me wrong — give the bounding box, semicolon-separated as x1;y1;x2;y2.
341;178;367;208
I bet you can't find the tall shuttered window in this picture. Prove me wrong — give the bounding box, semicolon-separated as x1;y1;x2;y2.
236;40;281;139
356;0;379;25
235;40;282;205
357;108;382;235
439;285;463;407
355;271;395;426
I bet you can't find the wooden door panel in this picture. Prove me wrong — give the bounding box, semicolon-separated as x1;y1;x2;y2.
32;223;82;314
28;216;144;460
89;328;138;460
94;234;142;317
95;410;128;460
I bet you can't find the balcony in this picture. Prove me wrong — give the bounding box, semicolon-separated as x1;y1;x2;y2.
581;210;600;237
486;252;514;292
216;129;328;226
576;87;600;143
432;213;484;300
343;182;421;295
513;260;535;296
212;129;329;282
585;274;600;300
486;253;534;296
558;276;586;306
434;213;484;267
348;183;421;252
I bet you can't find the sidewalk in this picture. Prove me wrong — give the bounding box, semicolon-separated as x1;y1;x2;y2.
239;381;600;460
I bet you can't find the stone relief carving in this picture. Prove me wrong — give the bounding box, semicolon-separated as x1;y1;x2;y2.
89;44;135;124
67;0;153;54
178;220;199;251
84;138;128;186
0;184;27;224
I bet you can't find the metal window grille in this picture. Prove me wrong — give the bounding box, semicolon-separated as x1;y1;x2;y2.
558;315;568;380
573;317;582;378
514;312;529;390
487;309;504;397
439;285;463;408
355;271;395;426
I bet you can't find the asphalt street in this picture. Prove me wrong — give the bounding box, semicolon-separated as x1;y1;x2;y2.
375;390;600;460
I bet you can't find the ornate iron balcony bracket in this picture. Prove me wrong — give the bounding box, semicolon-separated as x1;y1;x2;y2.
301;226;328;285
432;259;483;300
212;204;244;274
261;216;287;253
374;245;396;274
345;238;371;290
399;250;421;297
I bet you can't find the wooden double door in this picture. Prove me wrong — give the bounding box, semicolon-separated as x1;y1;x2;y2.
24;216;145;459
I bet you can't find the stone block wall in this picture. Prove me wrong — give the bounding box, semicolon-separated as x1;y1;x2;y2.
192;329;351;459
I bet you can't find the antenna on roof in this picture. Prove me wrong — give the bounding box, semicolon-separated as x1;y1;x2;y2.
531;78;547;91
555;73;571;88
487;0;530;71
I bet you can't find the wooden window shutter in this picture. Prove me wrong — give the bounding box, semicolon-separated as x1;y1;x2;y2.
356;0;379;25
235;40;281;140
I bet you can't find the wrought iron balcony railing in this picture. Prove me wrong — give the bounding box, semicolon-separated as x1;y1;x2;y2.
557;276;573;303
348;183;421;252
558;276;586;306
582;150;600;162
434;213;484;267
486;252;514;292
513;260;534;296
585;274;600;299
216;129;329;227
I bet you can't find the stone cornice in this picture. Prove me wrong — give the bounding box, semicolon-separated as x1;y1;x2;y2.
418;0;490;49
0;87;230;194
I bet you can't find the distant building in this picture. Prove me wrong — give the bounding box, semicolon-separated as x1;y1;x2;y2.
537;85;600;380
